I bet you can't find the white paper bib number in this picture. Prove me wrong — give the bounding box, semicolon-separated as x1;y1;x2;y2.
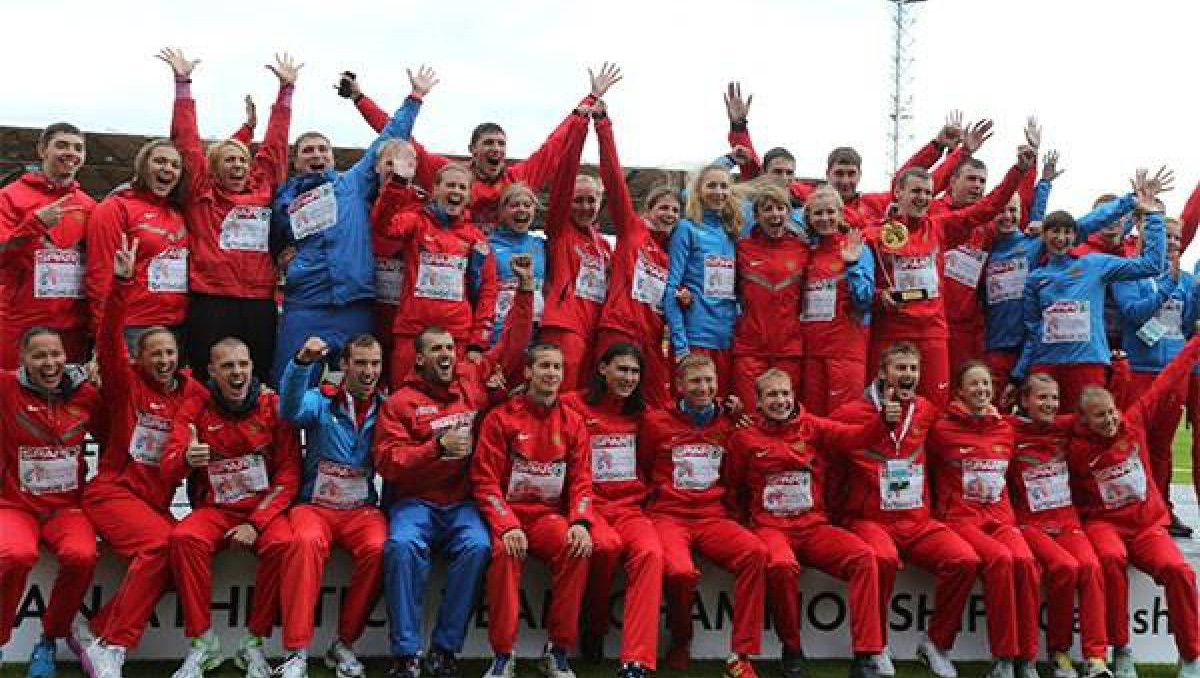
703;255;736;300
944;247;985;288
763;471;814;516
1022;460;1072;512
801;278;837;322
375;257;405;306
128;412;171;465
414;252;466;301
1094;455;1148;510
962;458;1009;504
34;248;84;299
208;454;269;504
219;206;271;252
312;460;370;509
671;444;723;491
1139;299;1184;347
1042;300;1091;344
574;252;609;303
507;458;567;503
986;259;1027;304
289;184;337;240
880;459;924;510
495;279;545;325
631;252;668;313
894;255;939;297
147;248;188;293
18;446;80;495
590;433;638;483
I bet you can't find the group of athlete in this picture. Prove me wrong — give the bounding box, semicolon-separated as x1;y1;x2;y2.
2;47;1200;678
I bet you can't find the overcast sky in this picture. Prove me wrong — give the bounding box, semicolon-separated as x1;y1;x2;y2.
6;1;1196;257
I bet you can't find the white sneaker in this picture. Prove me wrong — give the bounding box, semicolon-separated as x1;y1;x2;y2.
1053;652;1079;678
324;641;365;678
1019;660;1043;678
917;637;958;678
1179;658;1200;678
172;632;223;678
539;643;576;678
234;635;272;678
874;649;896;677
86;642;126;678
277;652;309;678
987;660;1016;678
1112;648;1138;678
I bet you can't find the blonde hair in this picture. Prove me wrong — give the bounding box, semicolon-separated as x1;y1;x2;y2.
499;182;541;211
674;352;716;380
131;139;184;205
435;162;473;191
754;367;792;397
803;185;844;221
751;184;790;216
685;164;742;240
206;139;251;178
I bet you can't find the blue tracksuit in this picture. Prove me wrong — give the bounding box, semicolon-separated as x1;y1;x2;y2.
1112;270;1198;373
1012;211;1165;380
663;210;739;354
485;226;546;345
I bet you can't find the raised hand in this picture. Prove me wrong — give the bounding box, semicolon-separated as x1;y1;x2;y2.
511;253;534;288
589;62;623;99
296;336;329;364
34;195;84;228
725;81;753;124
964;118;994;155
267;52;303;86
841;228;864;262
1024;116;1042;150
243;95;257;130
936;110;964;148
1041;150;1065;182
156;47;199;80
408;64;439;97
335;71;361;99
1144;165;1176;199
185;424;211;468
1017;144;1037;172
113;232;140;280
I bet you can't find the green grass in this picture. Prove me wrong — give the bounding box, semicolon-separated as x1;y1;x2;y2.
1174;420;1194;485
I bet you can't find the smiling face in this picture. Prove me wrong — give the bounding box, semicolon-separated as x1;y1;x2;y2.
141;145;183;198
1081;389;1120;438
756;199;790;234
415;331;456;385
644;193;681;233
136;330;178;387
805;191;842;236
572;176;602;228
599;354;641;400
758;373;795;422
470;130;508;180
1019;377;1060;424
434;167;471;217
293;133;334;174
895;174;933;219
1043;223;1076;256
764;156;796;186
22;333;66;391
676;362;718;411
341;342;383;399
827;162;861;202
213;144;250;193
698;168;732;211
526;346;564;399
995;193;1022;234
38;132;85;184
500;190;537;233
956;365;993;413
209;343;253;404
881;352;920;400
949;165;988;205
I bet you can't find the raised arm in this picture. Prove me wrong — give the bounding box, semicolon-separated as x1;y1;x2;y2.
83;197;125;335
336;72;389;133
253;52;301;189
724;81;761;179
1098;170;1171;284
230;95;256;145
158;47;211;198
480;255;536;383
343;65;437;196
594;107;643;242
1130;334;1200;429
939;144;1035;248
278;337;328;427
96;234;139;401
541;106;590;239
1111;277;1167;326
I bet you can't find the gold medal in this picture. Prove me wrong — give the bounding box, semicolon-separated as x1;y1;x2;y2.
880;220;909;250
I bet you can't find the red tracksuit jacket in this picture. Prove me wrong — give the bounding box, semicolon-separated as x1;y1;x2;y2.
171;86;290;300
800;233;869;359
734;226;808;357
470;394;595;538
372;291;534;507
927;402;1018;527
370;181;425;310
728;409;886;531
640;405;738;520
355;94;596;227
1006;413;1082;534
160;388;300;531
0;370;101;514
85;188;189;332
593;116;669;342
561;391;647;516
381;200;498;347
91;279;206;512
0;172;95;334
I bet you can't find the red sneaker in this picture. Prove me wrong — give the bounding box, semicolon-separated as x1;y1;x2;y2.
725;655;760;678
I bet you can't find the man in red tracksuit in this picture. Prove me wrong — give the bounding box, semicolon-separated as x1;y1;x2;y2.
729;368;888;678
0;123;95;369
563;342;663;678
829;342;982;678
0;328;100;676
642;353;767;678
1068;335;1200;678
161;338;301;678
470;342;594;678
80;235;206;678
867;145;1034;407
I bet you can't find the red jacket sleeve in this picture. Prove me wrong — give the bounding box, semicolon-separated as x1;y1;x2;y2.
159;393;207;488
1017;163;1037;227
930;145;965;196
354;94;390;133
565;412;594;526
0;201;48;265
372;182;424;235
542;114;590;239
480;289;533;385
169;95;215;200
230;123;254;146
383;206;425;243
84;197;125;335
96;279;137;402
253;85;294;189
1129;335;1200;431
251;403;301;531
895;140;946;189
371;397;462;488
470;408;521;537
595;116;645;243
938;163;1026;250
812;412;887;454
510;95;597;191
1181;178;1200;253
727;125;762;179
470;241;499;349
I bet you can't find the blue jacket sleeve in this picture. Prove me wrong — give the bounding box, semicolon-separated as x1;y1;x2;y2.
663;221;694;356
1029;180;1052;224
269;181;296;257
1012;273;1043;381
1111;277;1168;326
1076;193;1136;240
279;359;324;426
343;96;423;199
1186;274;1200;339
1098;212;1165;284
847;245;875;317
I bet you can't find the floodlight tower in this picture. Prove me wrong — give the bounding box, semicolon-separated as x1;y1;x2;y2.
887;0;926;178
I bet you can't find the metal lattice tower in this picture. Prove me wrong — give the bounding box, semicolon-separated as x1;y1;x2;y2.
887;0;926;178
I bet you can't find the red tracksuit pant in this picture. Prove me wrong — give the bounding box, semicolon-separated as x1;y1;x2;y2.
801;357;867;417
1030;364;1107;416
1190;375;1200;505
758;523;884;655
0;507;97;644
867;336;949;408
652;515;766;655
1020;526;1106;659
538;327;593;394
983;350;1019;406
731;356;803;414
82;483;174;649
485;512;588;655
1128;372;1187;509
168;507;292;638
585;509;664;668
282;504;387;650
594;329;672;409
952;522;1040;660
1086;520;1200;660
848;518;981;650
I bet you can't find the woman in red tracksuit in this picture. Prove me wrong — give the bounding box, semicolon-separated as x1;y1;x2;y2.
0;329;101;671
378;163;499;387
728;368;888;678
1068;335;1200;677
591;106;680;409
0;123;95;369
85;139;190;345
158;48;296;382
369;139;423;377
563;342;663;677
927;361;1041;678
1007;374;1110;678
470;344;594;678
79;235;206;676
730;185;808;412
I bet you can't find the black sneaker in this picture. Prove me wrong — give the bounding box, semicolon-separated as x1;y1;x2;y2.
386;654;422;678
850;654;882;678
579;633;604;664
616;662;647;678
424;647;460;678
782;647;809;678
1169;513;1194;539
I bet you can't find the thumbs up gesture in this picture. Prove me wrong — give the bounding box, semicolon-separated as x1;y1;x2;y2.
185;424;211;468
